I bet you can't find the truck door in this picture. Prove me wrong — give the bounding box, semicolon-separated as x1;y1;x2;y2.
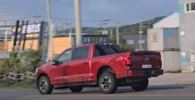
64;46;91;84
52;49;73;84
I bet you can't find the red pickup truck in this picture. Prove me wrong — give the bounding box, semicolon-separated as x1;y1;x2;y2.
35;43;163;94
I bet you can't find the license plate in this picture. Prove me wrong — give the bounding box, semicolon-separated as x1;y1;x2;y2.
142;64;152;68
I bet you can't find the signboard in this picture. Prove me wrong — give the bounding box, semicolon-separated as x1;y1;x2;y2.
22;23;41;34
126;40;134;44
12;23;41;39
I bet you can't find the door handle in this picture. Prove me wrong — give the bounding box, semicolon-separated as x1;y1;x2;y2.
83;62;89;64
64;65;70;67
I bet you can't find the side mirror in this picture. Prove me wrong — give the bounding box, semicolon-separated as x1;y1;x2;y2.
51;60;60;65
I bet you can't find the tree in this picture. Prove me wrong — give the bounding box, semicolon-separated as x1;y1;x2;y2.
20;46;44;72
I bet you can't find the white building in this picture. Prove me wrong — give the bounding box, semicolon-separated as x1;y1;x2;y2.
148;12;180;72
153;12;179;28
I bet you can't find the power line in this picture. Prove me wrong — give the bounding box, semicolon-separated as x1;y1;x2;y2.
53;17;112;22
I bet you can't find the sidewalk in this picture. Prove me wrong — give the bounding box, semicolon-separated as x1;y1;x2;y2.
149;73;195;86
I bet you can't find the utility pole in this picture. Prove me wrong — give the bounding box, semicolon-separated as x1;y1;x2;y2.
139;22;143;51
47;0;54;60
4;31;8;58
74;0;82;46
110;28;113;40
116;25;120;45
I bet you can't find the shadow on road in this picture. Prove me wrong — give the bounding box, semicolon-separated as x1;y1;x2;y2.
51;83;195;95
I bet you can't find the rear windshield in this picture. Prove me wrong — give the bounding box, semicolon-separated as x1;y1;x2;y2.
97;44;122;54
98;45;117;55
109;45;122;53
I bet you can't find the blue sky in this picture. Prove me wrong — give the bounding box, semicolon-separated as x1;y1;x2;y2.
0;0;178;27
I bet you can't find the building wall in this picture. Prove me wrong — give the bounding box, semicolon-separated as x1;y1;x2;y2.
47;37;72;59
162;51;180;72
147;28;164;51
179;0;195;69
6;35;107;60
7;39;39;52
0;41;6;51
7;36;72;59
148;28;179;51
153;12;179;28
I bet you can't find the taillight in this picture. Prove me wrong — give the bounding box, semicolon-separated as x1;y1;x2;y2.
122;56;131;65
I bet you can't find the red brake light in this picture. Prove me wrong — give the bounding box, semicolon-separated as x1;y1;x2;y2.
122;56;130;65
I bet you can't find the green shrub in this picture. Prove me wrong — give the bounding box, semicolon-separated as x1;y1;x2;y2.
0;46;44;88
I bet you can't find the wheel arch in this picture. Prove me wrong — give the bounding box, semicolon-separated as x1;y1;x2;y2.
96;65;116;81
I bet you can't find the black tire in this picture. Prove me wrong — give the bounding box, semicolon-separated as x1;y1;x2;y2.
131;79;149;92
38;76;53;94
98;72;118;94
70;86;83;93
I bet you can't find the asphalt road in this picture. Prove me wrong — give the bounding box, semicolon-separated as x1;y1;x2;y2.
0;73;195;100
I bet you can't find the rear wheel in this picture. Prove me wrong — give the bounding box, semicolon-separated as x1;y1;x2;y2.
98;72;118;94
131;79;149;91
38;76;53;94
70;86;83;93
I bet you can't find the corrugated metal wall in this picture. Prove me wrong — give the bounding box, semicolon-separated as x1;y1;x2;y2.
163;28;179;50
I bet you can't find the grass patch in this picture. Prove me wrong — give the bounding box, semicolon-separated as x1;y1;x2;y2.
0;79;36;89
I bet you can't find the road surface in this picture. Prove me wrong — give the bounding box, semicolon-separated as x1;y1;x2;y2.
0;73;195;100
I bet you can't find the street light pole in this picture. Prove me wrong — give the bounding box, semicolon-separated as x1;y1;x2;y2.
74;0;82;46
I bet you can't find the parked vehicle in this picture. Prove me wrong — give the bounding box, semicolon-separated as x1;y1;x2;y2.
35;43;163;94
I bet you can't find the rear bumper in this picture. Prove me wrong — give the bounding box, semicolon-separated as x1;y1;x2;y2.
127;69;163;77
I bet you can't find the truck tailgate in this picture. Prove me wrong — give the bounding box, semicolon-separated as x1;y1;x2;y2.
129;51;162;70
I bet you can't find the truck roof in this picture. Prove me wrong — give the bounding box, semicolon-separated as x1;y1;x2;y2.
70;43;118;49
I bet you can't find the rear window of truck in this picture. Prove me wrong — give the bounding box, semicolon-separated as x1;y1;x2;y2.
93;44;121;57
98;45;117;54
109;45;122;53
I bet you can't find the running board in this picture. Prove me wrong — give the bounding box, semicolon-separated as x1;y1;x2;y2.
54;82;97;89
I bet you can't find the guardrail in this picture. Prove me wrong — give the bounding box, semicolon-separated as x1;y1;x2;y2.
0;71;35;81
0;52;10;59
